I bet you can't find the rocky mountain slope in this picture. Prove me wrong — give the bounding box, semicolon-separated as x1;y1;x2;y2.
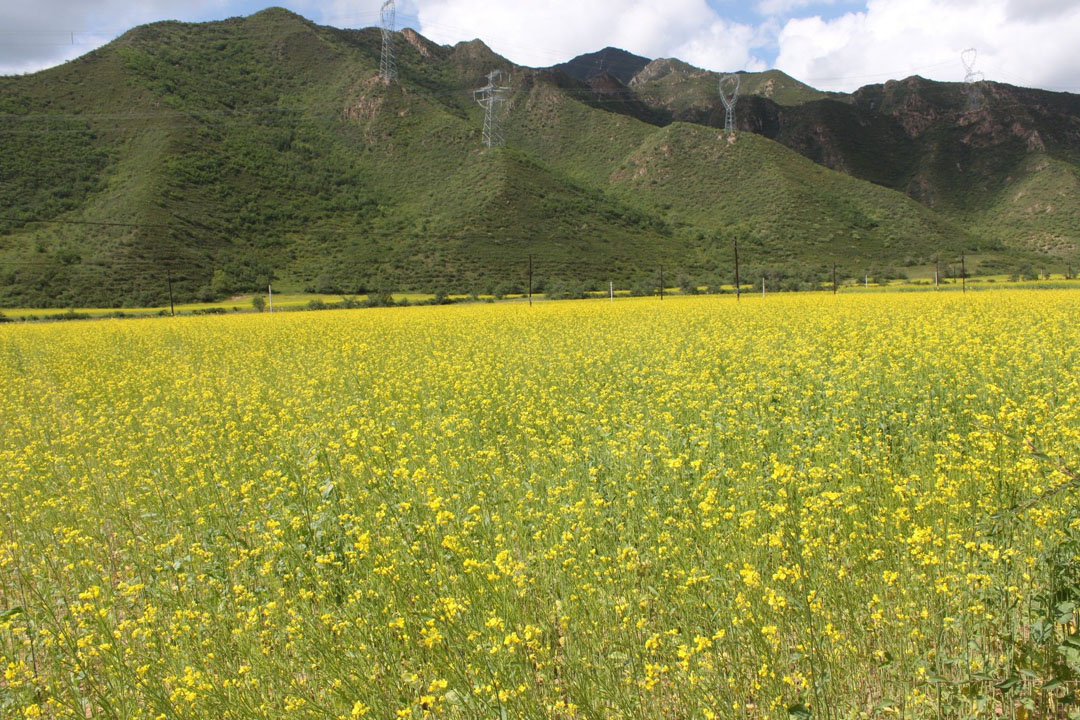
558;57;1080;261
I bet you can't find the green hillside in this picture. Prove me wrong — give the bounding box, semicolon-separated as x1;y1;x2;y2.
604;125;980;275
0;8;1060;307
974;155;1080;257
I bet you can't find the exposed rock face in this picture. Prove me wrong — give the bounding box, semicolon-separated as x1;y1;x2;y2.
402;28;438;58
629;58;707;87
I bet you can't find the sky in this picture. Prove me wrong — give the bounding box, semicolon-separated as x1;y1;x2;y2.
2;0;1079;93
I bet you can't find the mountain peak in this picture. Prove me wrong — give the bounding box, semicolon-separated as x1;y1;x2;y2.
235;7;315;30
248;7;304;20
555;47;652;85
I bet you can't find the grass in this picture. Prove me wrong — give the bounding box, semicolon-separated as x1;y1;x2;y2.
3;291;1080;719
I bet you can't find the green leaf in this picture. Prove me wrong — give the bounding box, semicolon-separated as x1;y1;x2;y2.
873;698;898;713
995;675;1020;692
0;607;25;621
787;702;812;720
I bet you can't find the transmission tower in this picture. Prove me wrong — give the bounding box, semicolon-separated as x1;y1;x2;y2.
961;48;984;110
380;0;397;85
474;70;510;148
720;74;740;134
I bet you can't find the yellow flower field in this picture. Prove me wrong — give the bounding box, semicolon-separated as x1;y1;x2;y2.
2;292;1079;719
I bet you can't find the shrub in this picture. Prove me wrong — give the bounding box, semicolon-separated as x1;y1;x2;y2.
546;279;587;300
676;273;700;295
629;278;654;297
365;293;396;308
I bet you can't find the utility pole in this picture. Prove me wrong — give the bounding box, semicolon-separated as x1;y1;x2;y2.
762;277;765;298
610;280;613;302
961;254;967;293
268;284;274;313
527;254;533;306
166;268;175;317
380;0;397;84
659;265;664;300
720;74;740;134
832;264;837;294
474;70;510;148
733;239;741;301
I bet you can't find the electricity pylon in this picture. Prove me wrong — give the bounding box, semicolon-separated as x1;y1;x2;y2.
474;70;510;148
380;0;397;85
961;48;984;111
720;74;740;134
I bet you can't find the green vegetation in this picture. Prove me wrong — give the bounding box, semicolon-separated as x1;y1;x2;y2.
0;8;1074;308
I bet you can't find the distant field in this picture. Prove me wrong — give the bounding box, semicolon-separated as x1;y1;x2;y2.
2;293;1080;719
2;277;1078;321
0;293;446;319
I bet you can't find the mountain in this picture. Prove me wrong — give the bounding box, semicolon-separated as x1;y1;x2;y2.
0;8;1067;307
553;47;652;85
603;59;1080;261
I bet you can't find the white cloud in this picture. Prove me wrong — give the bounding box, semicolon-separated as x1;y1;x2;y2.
0;0;233;73
414;0;766;71
756;0;835;18
774;0;1080;92
672;20;769;72
288;0;421;30
1005;0;1079;22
